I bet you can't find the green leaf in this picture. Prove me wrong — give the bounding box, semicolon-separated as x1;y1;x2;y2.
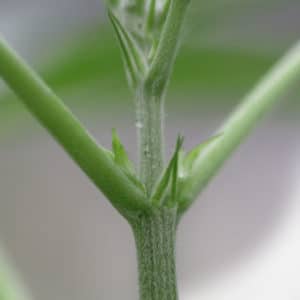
0;249;31;300
151;135;184;206
158;0;171;29
108;10;145;87
125;1;145;17
146;0;157;33
170;135;184;202
112;129;145;192
144;0;191;95
106;0;120;8
112;128;135;174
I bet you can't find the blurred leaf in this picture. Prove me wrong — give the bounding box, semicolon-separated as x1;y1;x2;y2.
14;29;276;95
0;249;31;300
146;0;157;32
1;25;298;141
0;28;276;110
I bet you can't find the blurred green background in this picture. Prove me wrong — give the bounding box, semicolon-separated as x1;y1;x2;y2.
0;1;300;299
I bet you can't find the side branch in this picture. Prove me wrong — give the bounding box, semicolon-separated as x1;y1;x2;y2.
0;36;149;215
179;41;300;213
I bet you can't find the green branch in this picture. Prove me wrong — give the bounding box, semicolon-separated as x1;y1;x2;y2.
0;36;149;216
179;40;300;213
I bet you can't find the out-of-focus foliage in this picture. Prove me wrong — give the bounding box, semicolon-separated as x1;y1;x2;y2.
0;31;276;97
2;0;299;112
0;29;279;142
0;249;30;300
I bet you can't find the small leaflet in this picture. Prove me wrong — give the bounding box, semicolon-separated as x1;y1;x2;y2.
108;10;145;87
151;135;184;206
112;129;145;192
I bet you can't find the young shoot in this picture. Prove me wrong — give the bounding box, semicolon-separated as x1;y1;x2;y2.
0;1;300;299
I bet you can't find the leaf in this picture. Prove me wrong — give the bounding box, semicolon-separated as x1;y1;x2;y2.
112;128;135;174
125;1;145;17
158;0;171;28
146;0;157;33
0;248;31;300
151;135;184;205
183;134;222;172
170;135;184;202
106;0;120;8
108;10;145;87
112;129;145;192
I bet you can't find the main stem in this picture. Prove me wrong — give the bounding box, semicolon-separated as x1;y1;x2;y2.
136;86;165;194
134;84;179;300
131;208;178;300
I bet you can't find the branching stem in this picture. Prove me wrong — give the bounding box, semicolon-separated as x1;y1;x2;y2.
137;0;191;195
1;1;300;299
0;36;149;216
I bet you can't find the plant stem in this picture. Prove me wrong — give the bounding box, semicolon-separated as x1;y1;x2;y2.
0;36;149;216
131;207;178;300
135;0;192;195
179;40;300;213
136;86;164;195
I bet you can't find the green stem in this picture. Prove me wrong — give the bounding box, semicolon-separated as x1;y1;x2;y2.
179;40;300;213
0;36;149;216
131;207;178;300
136;87;164;195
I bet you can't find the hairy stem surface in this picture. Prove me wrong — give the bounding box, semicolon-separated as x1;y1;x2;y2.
131;208;178;300
136;87;164;194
